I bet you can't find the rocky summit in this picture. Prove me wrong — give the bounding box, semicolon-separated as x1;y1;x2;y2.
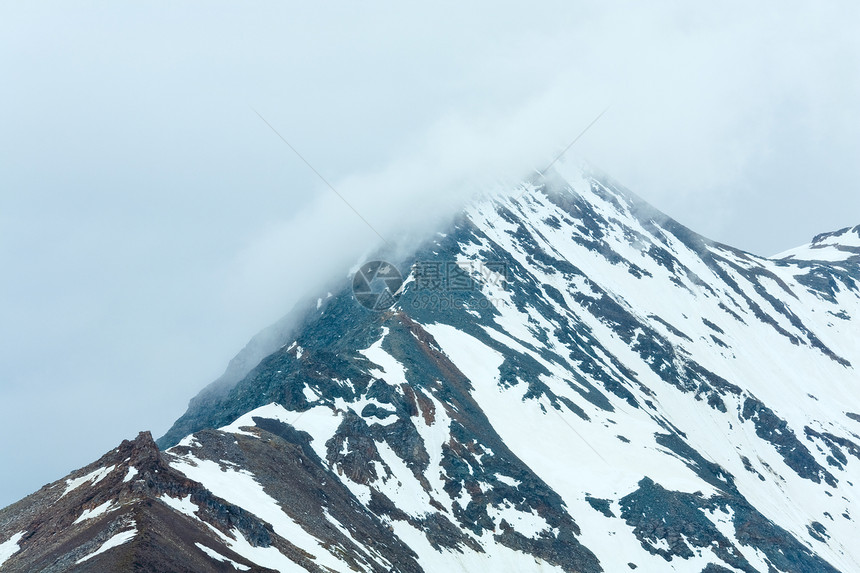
2;164;859;572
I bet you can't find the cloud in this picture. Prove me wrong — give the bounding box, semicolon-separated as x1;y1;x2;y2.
234;0;860;306
234;0;860;312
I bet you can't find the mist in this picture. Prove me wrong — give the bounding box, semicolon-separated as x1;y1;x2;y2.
2;1;859;508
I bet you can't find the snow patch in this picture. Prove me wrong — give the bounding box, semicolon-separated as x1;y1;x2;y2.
360;328;409;385
73;500;118;524
60;465;117;498
0;531;26;568
195;542;250;571
159;494;198;518
200;523;302;572
76;523;137;564
177;435;202;449
495;474;521;488
302;386;318;403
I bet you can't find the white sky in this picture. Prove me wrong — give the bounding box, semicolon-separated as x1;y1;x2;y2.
1;1;859;508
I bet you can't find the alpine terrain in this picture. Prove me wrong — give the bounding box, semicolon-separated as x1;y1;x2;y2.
2;164;859;572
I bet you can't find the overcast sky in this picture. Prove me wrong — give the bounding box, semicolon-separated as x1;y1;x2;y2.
2;2;859;508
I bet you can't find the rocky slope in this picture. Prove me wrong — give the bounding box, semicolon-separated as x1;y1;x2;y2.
2;164;859;572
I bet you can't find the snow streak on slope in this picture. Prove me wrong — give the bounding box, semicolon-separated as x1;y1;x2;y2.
75;524;137;564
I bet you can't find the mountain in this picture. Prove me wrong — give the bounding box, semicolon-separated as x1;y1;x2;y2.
774;225;860;264
3;164;859;572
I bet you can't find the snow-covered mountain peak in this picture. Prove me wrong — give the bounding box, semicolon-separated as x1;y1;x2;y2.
812;225;860;248
3;167;859;572
775;224;860;264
